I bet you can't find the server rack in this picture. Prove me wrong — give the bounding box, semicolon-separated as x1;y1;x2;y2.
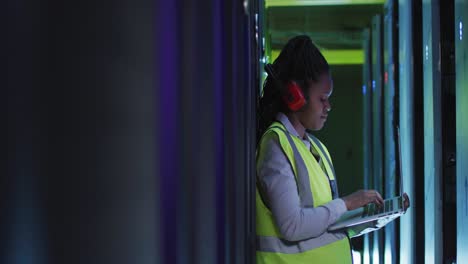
383;1;399;263
362;27;373;264
455;0;468;263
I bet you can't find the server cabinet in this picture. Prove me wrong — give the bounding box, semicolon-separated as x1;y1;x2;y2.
456;0;468;263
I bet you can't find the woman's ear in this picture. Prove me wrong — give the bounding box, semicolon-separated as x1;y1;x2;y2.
282;81;306;111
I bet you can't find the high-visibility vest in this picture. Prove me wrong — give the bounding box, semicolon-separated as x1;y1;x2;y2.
256;122;352;264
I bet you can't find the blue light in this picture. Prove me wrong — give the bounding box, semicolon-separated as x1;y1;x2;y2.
363;85;367;95
372;80;376;90
373;246;380;264
364;250;370;264
385;244;393;264
460;21;463;40
352;250;362;264
425;45;429;60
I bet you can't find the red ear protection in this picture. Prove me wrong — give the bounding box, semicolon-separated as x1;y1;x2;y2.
264;63;306;111
283;81;306;111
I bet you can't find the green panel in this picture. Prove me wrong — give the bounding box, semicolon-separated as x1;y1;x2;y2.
266;0;385;7
422;1;443;264
456;0;468;263
321;49;364;64
270;49;364;65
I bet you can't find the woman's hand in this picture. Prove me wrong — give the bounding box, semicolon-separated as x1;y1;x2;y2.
342;189;384;211
402;192;410;212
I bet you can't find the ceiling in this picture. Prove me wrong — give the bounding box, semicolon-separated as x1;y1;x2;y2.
265;2;384;63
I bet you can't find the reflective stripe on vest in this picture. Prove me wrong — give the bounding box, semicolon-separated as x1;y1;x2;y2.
256;232;347;254
270;126;314;207
269;126;338;202
308;133;339;199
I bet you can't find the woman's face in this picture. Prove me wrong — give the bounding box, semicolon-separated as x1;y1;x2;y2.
297;73;333;131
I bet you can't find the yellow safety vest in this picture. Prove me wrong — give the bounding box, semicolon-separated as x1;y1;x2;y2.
256;122;352;264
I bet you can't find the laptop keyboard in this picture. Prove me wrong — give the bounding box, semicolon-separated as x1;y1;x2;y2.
362;199;395;218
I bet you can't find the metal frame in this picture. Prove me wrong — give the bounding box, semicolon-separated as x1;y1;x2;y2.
456;0;468;263
422;0;443;263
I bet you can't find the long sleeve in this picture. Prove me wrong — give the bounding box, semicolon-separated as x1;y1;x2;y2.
257;132;347;242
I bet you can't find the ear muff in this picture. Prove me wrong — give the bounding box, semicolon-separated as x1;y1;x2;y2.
283;81;306;111
264;63;307;112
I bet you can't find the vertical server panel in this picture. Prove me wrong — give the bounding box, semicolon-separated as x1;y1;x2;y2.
371;14;384;264
398;0;416;263
383;1;398;263
362;28;373;264
440;0;456;263
456;0;468;263
422;1;443;263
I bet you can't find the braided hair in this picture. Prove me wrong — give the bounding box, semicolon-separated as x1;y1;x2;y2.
257;35;330;144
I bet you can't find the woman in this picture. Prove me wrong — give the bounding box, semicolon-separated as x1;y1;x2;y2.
256;35;407;263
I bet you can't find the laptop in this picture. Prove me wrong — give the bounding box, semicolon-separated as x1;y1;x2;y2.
328;126;406;233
